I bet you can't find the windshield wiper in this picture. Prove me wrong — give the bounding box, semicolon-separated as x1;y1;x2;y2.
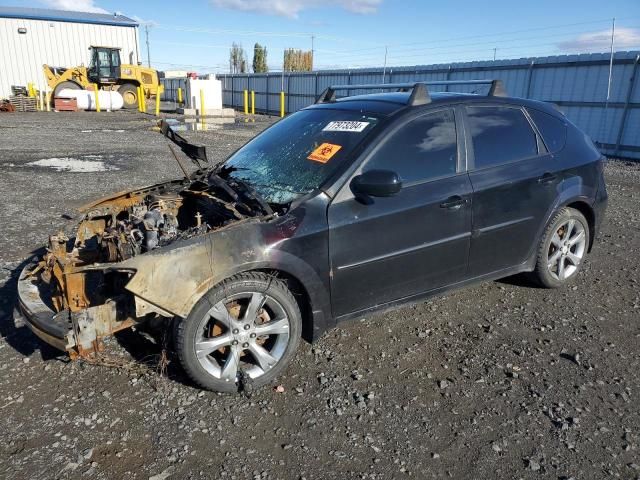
207;169;273;215
228;177;274;215
219;165;305;195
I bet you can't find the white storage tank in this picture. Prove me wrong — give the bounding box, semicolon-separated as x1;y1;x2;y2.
57;89;124;111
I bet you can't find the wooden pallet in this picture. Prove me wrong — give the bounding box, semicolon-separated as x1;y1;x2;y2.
9;95;37;112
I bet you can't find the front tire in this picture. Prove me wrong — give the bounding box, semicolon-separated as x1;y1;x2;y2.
118;83;139;109
176;272;301;392
532;207;590;288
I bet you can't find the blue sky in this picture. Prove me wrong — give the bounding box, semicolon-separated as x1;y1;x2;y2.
17;0;640;72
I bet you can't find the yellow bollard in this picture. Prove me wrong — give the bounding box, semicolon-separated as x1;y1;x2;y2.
137;86;143;112
200;89;206;130
155;85;162;116
39;91;44;111
280;91;285;118
243;90;248;115
94;84;101;113
46;91;51;112
251;90;255;115
177;87;183;105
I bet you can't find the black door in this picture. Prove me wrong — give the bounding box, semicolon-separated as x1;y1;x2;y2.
464;105;561;276
328;109;473;317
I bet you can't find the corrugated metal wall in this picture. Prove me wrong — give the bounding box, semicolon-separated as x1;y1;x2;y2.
160;77;188;102
220;51;640;159
0;17;139;98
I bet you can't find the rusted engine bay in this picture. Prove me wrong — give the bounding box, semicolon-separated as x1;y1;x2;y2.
29;171;272;358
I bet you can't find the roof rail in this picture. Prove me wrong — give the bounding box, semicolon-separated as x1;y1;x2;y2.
315;79;507;106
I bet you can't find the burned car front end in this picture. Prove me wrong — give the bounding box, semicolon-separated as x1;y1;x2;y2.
14;171;276;358
15;109;376;374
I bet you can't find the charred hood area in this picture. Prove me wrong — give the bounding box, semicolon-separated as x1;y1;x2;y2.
77;171;275;265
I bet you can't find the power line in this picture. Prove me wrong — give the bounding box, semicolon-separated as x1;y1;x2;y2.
148;17;640;73
314;23;640;61
323;16;639;54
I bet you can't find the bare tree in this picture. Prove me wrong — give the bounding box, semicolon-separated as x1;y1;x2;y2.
283;49;313;72
229;43;248;74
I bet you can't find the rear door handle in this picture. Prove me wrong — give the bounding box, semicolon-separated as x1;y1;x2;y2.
440;195;466;210
537;172;558;185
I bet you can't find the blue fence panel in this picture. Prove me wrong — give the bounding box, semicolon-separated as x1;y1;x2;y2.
220;51;640;159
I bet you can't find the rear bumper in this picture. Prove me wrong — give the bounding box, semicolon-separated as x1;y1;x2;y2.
15;262;74;352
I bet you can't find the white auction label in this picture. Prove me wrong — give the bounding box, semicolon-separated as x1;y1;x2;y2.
322;121;370;132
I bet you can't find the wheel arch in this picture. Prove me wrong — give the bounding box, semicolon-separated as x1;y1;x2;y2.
535;174;599;258
178;256;334;344
251;268;316;342
117;80;141;88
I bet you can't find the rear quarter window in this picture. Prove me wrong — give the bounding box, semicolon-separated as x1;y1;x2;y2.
466;106;538;169
527;108;567;153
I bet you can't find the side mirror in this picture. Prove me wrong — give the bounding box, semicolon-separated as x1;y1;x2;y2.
351;170;402;198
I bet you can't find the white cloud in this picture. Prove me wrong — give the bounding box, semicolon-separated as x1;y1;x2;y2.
130;15;158;27
558;27;640;53
211;0;381;18
41;0;109;14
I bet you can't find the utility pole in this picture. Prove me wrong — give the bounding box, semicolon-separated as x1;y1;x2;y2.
311;35;315;71
382;46;388;83
606;17;616;105
493;47;497;61
145;24;151;68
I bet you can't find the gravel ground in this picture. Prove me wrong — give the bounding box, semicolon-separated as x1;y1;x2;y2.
0;111;638;480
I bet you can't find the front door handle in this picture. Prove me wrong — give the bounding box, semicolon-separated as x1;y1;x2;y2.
440;195;466;210
537;172;558;185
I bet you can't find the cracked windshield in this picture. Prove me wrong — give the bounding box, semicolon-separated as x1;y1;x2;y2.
222;109;380;204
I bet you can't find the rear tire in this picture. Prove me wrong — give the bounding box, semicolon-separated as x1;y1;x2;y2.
531;207;590;288
118;83;139;109
176;272;302;393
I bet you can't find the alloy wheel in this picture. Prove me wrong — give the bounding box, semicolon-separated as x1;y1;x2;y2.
547;218;587;281
194;292;291;383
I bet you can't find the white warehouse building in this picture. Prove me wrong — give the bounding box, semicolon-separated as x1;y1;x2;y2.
0;6;140;98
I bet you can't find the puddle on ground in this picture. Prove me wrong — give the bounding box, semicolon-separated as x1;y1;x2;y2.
164;117;235;132
24;155;119;172
81;129;125;133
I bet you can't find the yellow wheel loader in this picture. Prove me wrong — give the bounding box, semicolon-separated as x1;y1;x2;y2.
43;46;160;109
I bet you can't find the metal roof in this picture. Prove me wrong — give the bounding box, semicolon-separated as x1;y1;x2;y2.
0;6;138;27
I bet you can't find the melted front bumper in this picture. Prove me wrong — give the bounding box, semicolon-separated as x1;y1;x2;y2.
15;260;137;358
15;261;74;352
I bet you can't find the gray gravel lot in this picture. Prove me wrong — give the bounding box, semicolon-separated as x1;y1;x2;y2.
0;111;638;480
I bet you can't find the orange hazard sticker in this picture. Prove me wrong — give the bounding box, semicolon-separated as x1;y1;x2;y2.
307;143;342;163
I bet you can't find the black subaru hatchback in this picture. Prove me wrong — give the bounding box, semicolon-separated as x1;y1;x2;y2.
17;80;607;392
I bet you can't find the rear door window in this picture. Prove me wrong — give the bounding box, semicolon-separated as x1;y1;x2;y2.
366;109;458;183
466;106;538;169
527;108;567;153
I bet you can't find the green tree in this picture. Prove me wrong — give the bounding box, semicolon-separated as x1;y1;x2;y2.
252;43;268;73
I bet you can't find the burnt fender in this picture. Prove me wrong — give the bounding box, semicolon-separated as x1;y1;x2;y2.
118;220;333;336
